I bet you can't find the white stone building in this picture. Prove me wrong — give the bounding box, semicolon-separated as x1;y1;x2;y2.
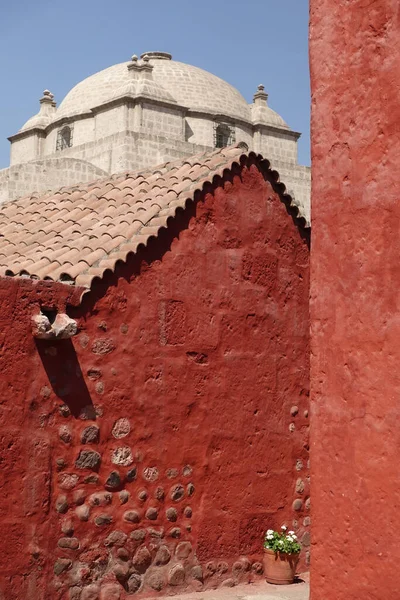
0;52;310;219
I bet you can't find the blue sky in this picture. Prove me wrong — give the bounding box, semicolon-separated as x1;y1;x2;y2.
0;0;310;169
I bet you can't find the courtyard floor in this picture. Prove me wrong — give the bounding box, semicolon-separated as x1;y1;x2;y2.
150;574;309;600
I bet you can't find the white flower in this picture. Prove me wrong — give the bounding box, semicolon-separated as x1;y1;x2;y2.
281;525;287;531
266;534;273;540
288;531;295;535
291;534;297;539
286;536;294;542
267;529;274;535
278;540;284;546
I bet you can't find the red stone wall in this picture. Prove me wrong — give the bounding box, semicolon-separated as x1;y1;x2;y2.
0;162;309;600
310;1;400;598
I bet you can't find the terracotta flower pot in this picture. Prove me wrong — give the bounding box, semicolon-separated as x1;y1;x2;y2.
263;548;300;585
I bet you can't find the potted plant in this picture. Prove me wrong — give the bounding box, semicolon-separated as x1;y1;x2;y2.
263;525;301;585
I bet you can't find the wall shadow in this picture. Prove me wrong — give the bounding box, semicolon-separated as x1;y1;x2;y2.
35;338;94;418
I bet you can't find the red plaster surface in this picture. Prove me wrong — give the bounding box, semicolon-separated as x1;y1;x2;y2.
310;1;400;598
0;164;309;599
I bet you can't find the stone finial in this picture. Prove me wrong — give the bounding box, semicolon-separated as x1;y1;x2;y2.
127;53;153;78
253;84;268;106
40;89;55;104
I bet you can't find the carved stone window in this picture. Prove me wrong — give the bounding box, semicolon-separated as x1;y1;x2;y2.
214;123;235;148
56;125;73;151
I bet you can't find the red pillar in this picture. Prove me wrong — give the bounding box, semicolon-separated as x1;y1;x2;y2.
310;1;400;598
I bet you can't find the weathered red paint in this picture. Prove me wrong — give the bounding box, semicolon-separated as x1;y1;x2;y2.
310;1;400;598
0;163;309;599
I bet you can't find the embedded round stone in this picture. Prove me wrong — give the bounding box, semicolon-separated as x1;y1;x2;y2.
187;483;195;496
59;404;71;417
130;529;146;541
75;450;101;471
155;486;165;500
293;499;303;511
303;516;311;526
87;368;102;380
205;561;216;575
56;458;67;471
75;505;90;521
221;578;235;588
145;507;158;520
54;558;72;575
104;530;127;547
99;583;121;600
191;565;203;581
170;484;184;502
58;537;79;550
59;425;72;444
168;527;181;538
81;425;100;444
124;510;140;523
58;473;79;490
182;465;193;477
81;585;101;600
55;495;69;514
91;338;115;355
95;381;104;395
112;418;131;439
302;531;311;547
95;514;113;526
117;547;130;561
154;545;171;566
127;573;142;593
138;490;148;501
166;507;178;522
168;564;185;586
305;497;311;510
105;471;121;490
290;405;299;416
132;546;151;573
84;474;99;484
119;490;130;504
143;466;159;482
111;447;133;466
113;560;130;583
147;571;164;591
176;541;192;559
296;478;305;494
89;492;112;506
126;467;137;482
252;562;263;574
61;519;74;536
73;489;86;506
147;527;164;540
166;468;179;479
184;506;192;518
217;561;228;574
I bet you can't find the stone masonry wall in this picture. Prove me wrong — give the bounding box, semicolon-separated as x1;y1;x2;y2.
0;130;311;223
0;164;310;599
0;158;108;206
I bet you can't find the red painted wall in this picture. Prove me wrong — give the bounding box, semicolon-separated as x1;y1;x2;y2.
0;162;309;600
310;1;400;598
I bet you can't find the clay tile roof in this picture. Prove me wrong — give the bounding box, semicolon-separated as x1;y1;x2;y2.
0;143;308;294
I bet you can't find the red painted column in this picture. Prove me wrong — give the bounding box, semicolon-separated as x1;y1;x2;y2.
310;1;400;598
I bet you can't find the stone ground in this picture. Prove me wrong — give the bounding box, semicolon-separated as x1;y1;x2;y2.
150;574;309;600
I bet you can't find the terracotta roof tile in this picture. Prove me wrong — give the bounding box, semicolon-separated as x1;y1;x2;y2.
0;143;308;294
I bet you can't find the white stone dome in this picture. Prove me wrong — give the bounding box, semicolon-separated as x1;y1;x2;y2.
55;53;252;123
